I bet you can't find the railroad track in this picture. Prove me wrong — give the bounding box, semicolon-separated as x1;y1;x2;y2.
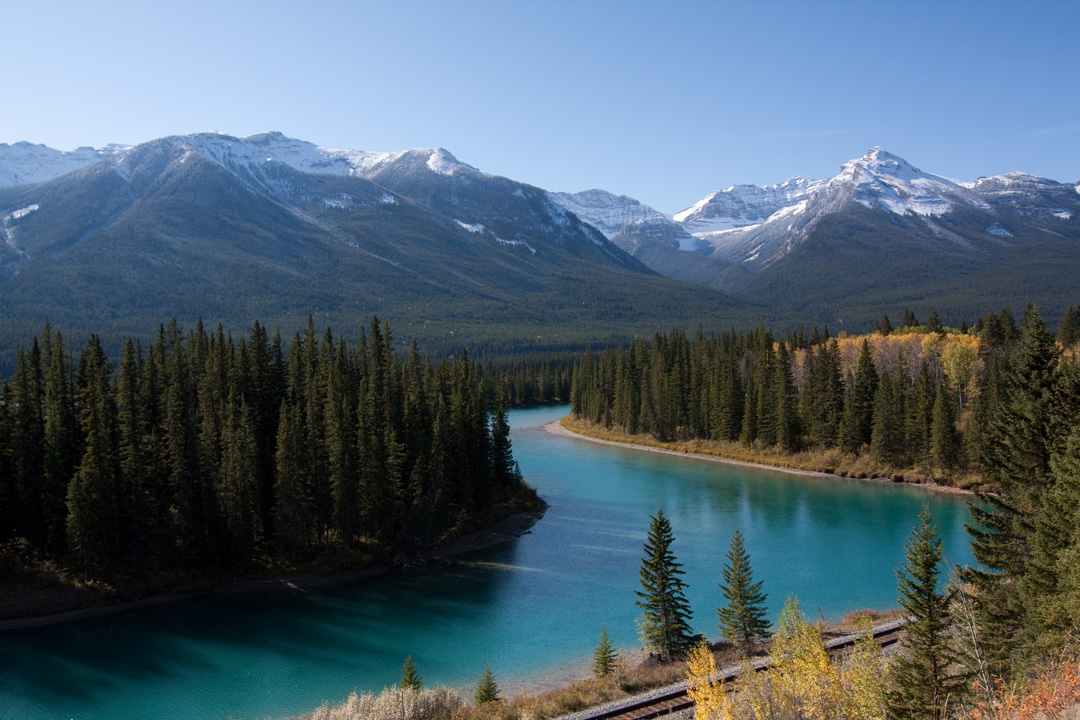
561;619;907;720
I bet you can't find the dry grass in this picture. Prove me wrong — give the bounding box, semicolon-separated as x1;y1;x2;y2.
560;417;981;491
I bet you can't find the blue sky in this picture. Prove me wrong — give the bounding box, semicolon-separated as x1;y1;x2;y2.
5;0;1078;212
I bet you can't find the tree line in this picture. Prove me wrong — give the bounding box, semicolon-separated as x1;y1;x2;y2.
570;306;1079;486
0;317;532;583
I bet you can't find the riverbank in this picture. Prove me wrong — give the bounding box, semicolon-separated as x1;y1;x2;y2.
0;499;547;631
550;415;973;496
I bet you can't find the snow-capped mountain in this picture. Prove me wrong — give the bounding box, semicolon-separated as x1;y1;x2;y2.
666;146;1080;273
2;131;749;349
0;141;130;187
672;177;819;236
3;132;1079;332
547;189;669;238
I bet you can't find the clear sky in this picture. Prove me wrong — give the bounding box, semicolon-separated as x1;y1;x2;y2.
4;0;1078;212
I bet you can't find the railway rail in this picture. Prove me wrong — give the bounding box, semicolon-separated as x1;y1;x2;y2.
559;619;907;720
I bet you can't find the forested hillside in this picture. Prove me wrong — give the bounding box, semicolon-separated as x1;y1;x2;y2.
0;317;535;586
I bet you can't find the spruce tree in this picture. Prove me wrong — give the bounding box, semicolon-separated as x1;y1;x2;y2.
888;507;962;720
929;387;957;479
965;305;1060;671
474;665;499;705
717;528;770;648
593;625;618;678
66;335;121;580
635;509;696;662
401;655;422;691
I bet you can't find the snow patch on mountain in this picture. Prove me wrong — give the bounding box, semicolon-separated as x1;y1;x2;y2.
12;204;40;220
548;189;668;238
455;219;485;233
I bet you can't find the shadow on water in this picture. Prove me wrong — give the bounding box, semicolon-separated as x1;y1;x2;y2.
0;537;525;718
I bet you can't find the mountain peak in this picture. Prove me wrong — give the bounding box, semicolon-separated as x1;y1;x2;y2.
841;146;929;183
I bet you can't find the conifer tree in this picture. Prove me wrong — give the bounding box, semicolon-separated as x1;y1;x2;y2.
66;335;121;580
929;387;957;478
42;332;78;560
717;528;770;648
593;625;618;678
888;507;962;720
401;655;422;692
841;340;878;453
474;665;499;705
965;305;1060;670
636;509;696;662
871;371;901;465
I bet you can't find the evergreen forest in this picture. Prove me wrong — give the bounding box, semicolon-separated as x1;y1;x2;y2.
0;316;535;585
570;306;1080;488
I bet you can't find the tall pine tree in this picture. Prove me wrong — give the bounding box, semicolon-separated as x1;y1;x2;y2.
635;509;696;662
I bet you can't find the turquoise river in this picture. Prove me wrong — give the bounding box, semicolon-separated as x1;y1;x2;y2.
0;406;977;720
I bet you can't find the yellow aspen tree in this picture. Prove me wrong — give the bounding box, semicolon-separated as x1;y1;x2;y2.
740;654;778;720
840;618;888;720
687;642;736;720
770;597;839;720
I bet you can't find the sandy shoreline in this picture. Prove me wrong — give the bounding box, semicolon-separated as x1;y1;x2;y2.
546;417;973;496
0;501;547;632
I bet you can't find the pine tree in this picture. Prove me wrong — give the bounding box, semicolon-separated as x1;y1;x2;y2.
474;665;499;705
965;305;1060;671
635;509;696;662
66;335;121;580
717;528;770;648
401;655;422;691
841;340;878;453
929;387;957;479
593;625;618;678
888;507;963;720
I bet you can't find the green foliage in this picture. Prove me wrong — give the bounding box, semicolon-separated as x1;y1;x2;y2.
717;528;770;648
474;665;499;705
401;655;422;692
592;625;618;678
0;317;534;584
635;509;696;662
965;305;1063;671
888;507;963;720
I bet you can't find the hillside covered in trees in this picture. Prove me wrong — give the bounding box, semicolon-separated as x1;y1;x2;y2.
0;317;536;591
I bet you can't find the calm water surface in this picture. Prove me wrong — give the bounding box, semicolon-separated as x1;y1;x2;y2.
0;406;976;720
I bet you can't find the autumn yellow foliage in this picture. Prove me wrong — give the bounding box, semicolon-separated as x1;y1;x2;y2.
687;642;737;720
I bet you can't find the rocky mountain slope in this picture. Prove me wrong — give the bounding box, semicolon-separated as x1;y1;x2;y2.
552;147;1080;325
0;132;761;356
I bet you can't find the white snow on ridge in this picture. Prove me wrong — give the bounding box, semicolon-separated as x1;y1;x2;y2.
0;142;129;187
548;189;667;239
840;147;964;217
426;148;463;176
455;219;485;233
12;204;40;219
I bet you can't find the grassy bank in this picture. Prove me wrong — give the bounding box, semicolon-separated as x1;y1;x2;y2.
558;416;977;493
